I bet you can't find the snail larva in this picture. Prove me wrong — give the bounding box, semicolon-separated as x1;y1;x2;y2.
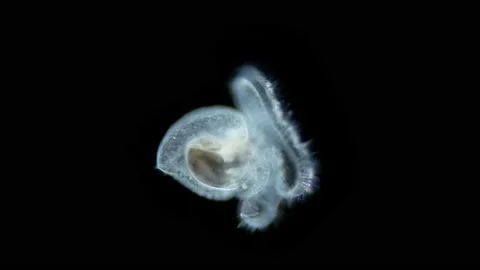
156;66;318;231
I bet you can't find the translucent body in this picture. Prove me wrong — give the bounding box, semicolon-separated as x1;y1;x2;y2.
156;66;318;231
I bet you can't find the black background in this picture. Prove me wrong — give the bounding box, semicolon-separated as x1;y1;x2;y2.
4;7;477;268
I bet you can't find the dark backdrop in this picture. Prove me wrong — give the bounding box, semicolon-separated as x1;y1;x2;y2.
5;8;476;268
